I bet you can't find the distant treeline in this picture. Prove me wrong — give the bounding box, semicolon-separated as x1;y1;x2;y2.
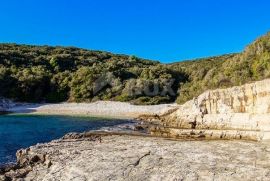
0;32;269;104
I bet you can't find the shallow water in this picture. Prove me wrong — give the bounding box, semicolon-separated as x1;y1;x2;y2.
0;114;133;165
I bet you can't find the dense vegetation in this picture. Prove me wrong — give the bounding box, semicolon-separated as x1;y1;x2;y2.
0;44;184;104
171;31;270;103
0;32;269;104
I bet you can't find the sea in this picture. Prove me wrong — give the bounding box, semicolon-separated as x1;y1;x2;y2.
0;114;134;166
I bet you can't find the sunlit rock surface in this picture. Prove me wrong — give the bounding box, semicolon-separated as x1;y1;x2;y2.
147;79;270;140
2;134;270;181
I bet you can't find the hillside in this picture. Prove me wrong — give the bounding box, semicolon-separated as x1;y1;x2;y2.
170;31;270;103
0;32;270;104
0;44;184;104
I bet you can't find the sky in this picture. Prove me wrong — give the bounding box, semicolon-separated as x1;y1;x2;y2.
0;0;270;63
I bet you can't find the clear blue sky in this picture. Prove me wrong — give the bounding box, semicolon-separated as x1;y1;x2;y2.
1;0;270;63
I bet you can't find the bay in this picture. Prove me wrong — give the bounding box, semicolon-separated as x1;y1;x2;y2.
0;114;133;165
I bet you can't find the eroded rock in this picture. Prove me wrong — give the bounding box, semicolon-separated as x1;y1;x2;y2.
148;79;270;141
3;135;270;181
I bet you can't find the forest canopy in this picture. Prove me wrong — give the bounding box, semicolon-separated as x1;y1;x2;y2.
0;32;270;104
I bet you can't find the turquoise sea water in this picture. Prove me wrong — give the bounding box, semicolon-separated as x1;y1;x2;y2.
0;114;133;166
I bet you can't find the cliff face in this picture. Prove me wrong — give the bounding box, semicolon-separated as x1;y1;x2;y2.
149;79;270;141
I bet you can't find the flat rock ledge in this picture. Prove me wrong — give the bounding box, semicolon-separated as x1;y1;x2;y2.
1;132;270;181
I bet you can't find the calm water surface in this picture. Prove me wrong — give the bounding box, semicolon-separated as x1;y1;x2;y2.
0;114;133;165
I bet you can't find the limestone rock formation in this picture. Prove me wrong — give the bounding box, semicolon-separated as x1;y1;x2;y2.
147;79;270;141
2;134;270;180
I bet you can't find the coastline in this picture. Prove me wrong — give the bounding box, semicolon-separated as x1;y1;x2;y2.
2;99;270;180
2;132;270;180
6;101;177;119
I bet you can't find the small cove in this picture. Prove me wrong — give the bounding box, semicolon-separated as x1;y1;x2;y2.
0;114;134;166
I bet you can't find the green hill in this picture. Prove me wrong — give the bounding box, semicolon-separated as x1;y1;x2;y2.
171;31;270;103
0;44;183;104
0;32;270;104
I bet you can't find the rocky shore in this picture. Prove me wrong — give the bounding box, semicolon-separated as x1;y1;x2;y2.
3;79;270;180
141;79;270;141
1;132;270;181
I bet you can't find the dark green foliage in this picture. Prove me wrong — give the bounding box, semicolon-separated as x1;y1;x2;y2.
0;32;270;104
0;44;181;104
0;66;18;98
171;32;270;104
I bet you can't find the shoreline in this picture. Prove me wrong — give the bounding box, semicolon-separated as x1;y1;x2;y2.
5;112;134;120
2;99;270;179
2;132;270;180
6;101;177;119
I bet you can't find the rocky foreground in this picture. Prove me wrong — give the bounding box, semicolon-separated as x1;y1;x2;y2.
1;132;270;181
3;79;270;180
